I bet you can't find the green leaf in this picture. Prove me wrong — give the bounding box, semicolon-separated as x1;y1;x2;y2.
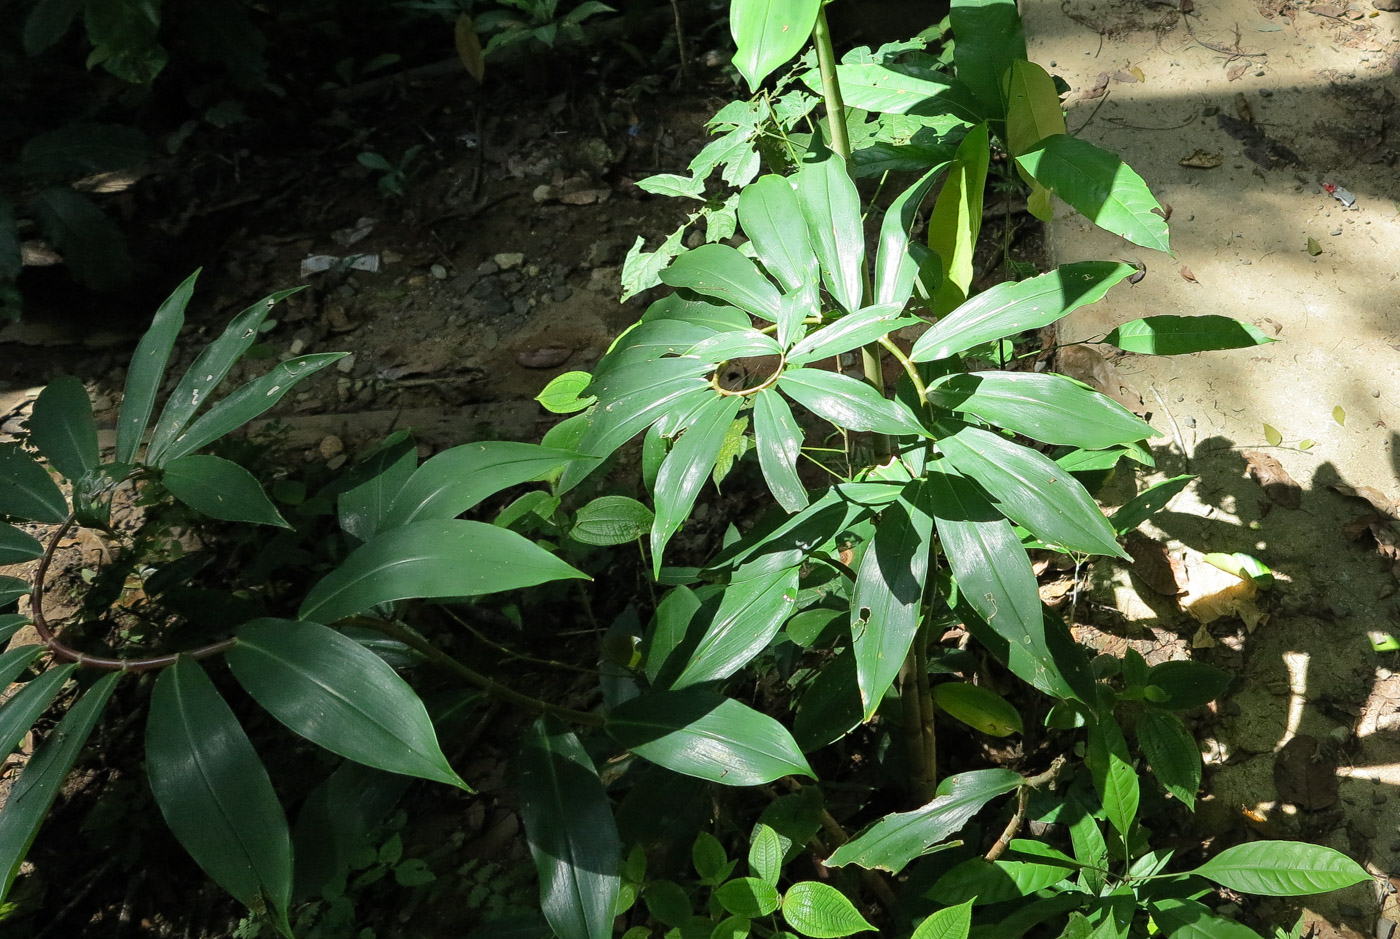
607;689;814;785
787;303;919;366
0;665;75;760
1015;135;1170;253
875;164;946;307
1263;423;1283;447
0;646;45;689
821;62;977;122
673;567;799;688
794;647;863;751
928;372;1154;449
929;856;1073;905
1110;474;1193;534
824;769;1022;873
779;368;925;436
717;876;780;917
117;270;198;465
753;390;807;514
30;187;131;290
337;433;418;542
795;146;864;314
852;486;934;719
926;124;990;314
0;577;28;608
23;0;84;54
0;671;118;905
933;682;1022;736
571;495;654;546
573;361;711;471
1145;659;1231;710
911;899;973;939
1086;710;1138;839
1004;60;1066;221
160;353;348;463
537;370;598;414
937;425;1124;557
782;881;874;937
382;441;594;530
29;376;97;480
0;615;29;645
642;878;691;926
146;660;291;931
660;243;783;322
0;524;43;565
1065;796;1107;894
750;823;783;884
228;619;466;788
300;519;587;623
950;0;1027;124
621;229;687;301
1190;842;1370;896
738;175;819;300
84;0;168;83
1136;709;1200;809
652;394;744;571
161;454;289;527
518;716;621;939
638;172;707;199
693;831;732;884
1103;315;1277;355
146;287;304;464
910;262;1136;362
1147;898;1268;939
0;443;67;523
730;0;820;92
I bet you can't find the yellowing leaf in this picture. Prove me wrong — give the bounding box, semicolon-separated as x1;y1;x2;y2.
1333;405;1346;426
1306;237;1322;256
454;14;484;82
926;124;990;315
1263;424;1282;447
1129;65;1146;82
933;682;1023;737
1298;439;1315;450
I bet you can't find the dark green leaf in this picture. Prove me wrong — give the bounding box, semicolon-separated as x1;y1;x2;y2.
738;174;819;301
1103;315;1277;355
937;424;1124;557
0;615;32;644
572;361;711;474
20;123;148;177
337;433;418;542
0;524;42;565
161;353;348;463
716;876;780;917
1136;709;1200;809
1147;898;1268;939
928;372;1154;449
517;716;620;939
779;368;926;436
0;646;45;687
787;303;919;366
672;566;799;688
1086;710;1138;838
0;577;28;607
875;165;946;307
660;244;782;321
0;665;75;759
117;270;198;465
161;454;289;527
692;831;731;884
753;389;808;513
910;262;1135;363
23;0;84;54
911;899;974;939
950;0;1027;124
228;619;466;788
29;376;98;480
781;881;874;937
794;647;863;751
0;443;67;523
823;63;979;123
607;689;814;785
929;856;1073;906
730;0;820;91
1145;659;1231;710
1015;136;1169;253
823;769;1021;873
571;495;653;546
933;682;1022;736
0;671;118;904
795;146;864;313
1190;841;1369;896
30;187;131;290
1110;474;1193;534
644;585;703;684
652;394;744;570
299;519;587;623
643;878;694;926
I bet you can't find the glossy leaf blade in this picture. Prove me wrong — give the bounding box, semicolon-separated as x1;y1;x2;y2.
574;363;712;472
29;375;97;480
787;303;918;366
1110;474;1193;535
337;434;419;542
0;646;45;690
161;353;349;464
1086;712;1139;838
518;716;621;939
0;524;42;565
738;174;819;298
1148;898;1271;939
300;519;587;623
781;881;874;937
926;124;990;315
730;0;820;92
660;243;783;321
826;62;979;121
146;659;291;929
950;0;1027;123
911;898;974;939
876;164;946;307
1136;709;1200;809
753;390;808;513
911;261;1135;362
1103;315;1276;355
795;147;865;314
117;271;198;464
0;671;117;903
0;443;67;523
1015;135;1169;253
936;425;1124;557
779;368;926;437
161;454;289;528
651;394;744;571
607;690;814;785
0;664;75;759
672;566;799;688
823;769;1021;873
228;619;466;788
927;371;1154;448
1191;842;1370;896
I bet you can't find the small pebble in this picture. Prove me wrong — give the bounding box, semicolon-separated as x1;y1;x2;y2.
335;353;356;374
1374;389;1382;398
494;252;525;271
517;346;573;369
476;260;499;276
289;338;306;355
430;263;447;280
327;454;347;471
318;435;345;460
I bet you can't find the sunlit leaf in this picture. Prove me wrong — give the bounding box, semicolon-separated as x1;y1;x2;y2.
651;394;744;571
1190;841;1369;896
781;881;874;937
795;146;865;313
672;566;799;688
1103;315;1276;355
730;0;820;92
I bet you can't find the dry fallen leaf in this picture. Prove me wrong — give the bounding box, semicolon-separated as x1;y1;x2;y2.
517;346;574;369
1055;344;1145;414
1331;483;1399;517
1241;449;1303;509
1124;533;1186;596
1179;149;1224;168
1227;61;1249;81
1234;92;1254;122
1273;735;1339;810
1179;265;1198;284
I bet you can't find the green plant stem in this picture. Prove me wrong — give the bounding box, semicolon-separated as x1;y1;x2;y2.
811;6;850;163
361;618;603;727
878;335;929;403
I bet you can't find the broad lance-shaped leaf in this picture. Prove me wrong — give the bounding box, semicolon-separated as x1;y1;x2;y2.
824;769;1022;873
227;619;467;789
117;270;198;464
0;443;67;524
29;375;97;480
0;577;28;608
1136;708;1200;809
1189;842;1369;897
1148;898;1270;939
1004;59;1065;221
660;243;782;321
161;454;289;528
876;164;946;307
926;123;989;315
518;717;621;939
819;63;980;124
730;0;820;92
1104;314;1276;355
300;519;588;624
0;646;45;691
651;394;744;573
0;665;75;760
738;174;819;298
0;614;29;645
672;566;799;689
927;371;1154;449
337;433;419;542
146;286;306;464
1110;474;1193;535
0;524;42;565
786;303;918;366
779;368;927;437
950;0;1027;124
381;441;597;530
852;484;934;719
795;145;864;314
936;424;1125;558
1016;135;1170;254
911;261;1136;363
1086;706;1138;838
607;689;814;785
146;660;292;935
160;353;349;464
0;671;118;905
753;389;807;513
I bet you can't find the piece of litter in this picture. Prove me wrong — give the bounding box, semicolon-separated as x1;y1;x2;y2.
1322;182;1356;206
300;254;380;276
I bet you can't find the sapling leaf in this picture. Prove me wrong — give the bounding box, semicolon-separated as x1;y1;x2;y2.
536;370;598;414
161;454;290;528
651;393;744;571
779;368;926;437
1145;659;1231;710
738;174;819;299
753;389;807;513
1103;314;1276;355
730;0;820;92
570;495;653;546
928;371;1155;449
117;270;198;465
29;375;97;480
926;124;990;315
659;243;783;321
1136;708;1201;809
782;881;875;937
672;566;799;688
750;823;783;885
875;164;947;307
1148;898;1273;938
950;0;1027;124
1189;841;1370;896
716;877;780;917
0;442;68;523
795;145;865;314
692;831;731;884
1086;709;1139;839
911;898;973;939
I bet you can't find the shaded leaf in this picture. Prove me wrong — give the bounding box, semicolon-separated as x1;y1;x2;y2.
1086;709;1139;838
779;368;926;436
717;876;780;917
1136;709;1200;809
571;496;653;546
0;524;43;565
933;682;1022;736
950;0;1027;124
927;371;1153;449
652;394;744;570
29;376;97;480
0;665;75;760
117;270;197;465
876;164;946;306
31;187;131;290
753;389;808;513
337;433;418;542
161;454;289;527
23;0;84;54
1146;659;1232;710
0;443;67;524
1103;315;1275;355
673;567;799;688
1148;898;1268;939
20;123;148;177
